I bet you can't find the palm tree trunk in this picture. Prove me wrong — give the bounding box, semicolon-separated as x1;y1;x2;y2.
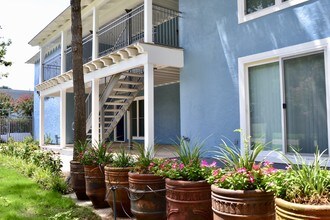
71;0;86;160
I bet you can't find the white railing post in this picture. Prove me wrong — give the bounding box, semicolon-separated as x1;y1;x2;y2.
61;31;67;74
144;63;154;156
39;47;44;83
144;0;153;43
92;7;99;60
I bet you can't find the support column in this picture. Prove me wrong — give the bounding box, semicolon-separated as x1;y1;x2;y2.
61;31;67;74
144;0;153;43
39;47;44;83
92;7;99;60
39;95;45;146
144;63;154;156
100;107;105;142
92;78;100;145
60;89;67;148
127;108;132;149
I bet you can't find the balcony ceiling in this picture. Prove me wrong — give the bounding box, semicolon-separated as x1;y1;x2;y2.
28;0;178;48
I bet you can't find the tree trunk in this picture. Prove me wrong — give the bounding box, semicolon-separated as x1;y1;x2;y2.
71;0;86;160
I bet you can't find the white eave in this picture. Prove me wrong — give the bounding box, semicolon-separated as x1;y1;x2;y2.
26;52;40;64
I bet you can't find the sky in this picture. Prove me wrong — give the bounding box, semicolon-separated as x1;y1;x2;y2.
0;0;69;91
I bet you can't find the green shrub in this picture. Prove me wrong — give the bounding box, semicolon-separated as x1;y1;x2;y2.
0;142;67;194
0;142;62;174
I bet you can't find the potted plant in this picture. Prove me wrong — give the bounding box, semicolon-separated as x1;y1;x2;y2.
150;138;215;220
268;148;330;219
81;141;113;209
70;140;89;200
104;147;135;217
207;130;276;220
128;143;166;220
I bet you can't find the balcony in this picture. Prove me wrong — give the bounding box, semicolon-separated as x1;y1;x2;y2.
64;4;180;73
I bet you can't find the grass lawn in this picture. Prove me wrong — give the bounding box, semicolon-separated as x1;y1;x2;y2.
0;155;101;220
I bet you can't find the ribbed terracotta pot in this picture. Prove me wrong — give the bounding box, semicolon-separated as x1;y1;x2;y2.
70;160;89;200
128;172;166;220
104;166;132;217
84;165;109;209
275;198;330;220
166;178;212;220
211;185;275;220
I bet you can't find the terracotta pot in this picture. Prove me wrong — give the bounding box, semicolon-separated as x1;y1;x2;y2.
128;172;166;220
211;185;275;220
275;198;330;220
84;165;109;209
104;166;132;217
165;178;212;220
70;160;89;200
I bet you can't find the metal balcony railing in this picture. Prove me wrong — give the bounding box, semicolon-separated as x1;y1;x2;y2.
98;4;180;56
43;4;181;80
65;34;93;72
43;54;61;81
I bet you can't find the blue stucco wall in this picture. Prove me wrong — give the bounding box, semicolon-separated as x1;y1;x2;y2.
179;0;330;152
155;83;180;144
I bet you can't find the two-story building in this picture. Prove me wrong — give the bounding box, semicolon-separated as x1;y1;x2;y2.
29;0;330;161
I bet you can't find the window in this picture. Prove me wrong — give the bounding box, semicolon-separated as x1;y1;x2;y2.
248;53;328;153
238;0;309;23
131;98;144;139
246;0;275;14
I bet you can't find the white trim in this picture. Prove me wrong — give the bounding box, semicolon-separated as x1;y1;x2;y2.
39;95;45;146
91;78;100;145
238;0;309;24
131;96;145;140
239;37;330;161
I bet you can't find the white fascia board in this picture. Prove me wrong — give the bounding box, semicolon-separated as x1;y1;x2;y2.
139;43;184;68
85;53;148;82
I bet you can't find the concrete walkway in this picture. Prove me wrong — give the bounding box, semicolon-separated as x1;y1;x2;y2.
42;143;177;220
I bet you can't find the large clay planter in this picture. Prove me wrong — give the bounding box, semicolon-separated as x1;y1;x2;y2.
211;185;275;220
165;178;212;220
128;172;166;220
104;166;132;217
84;165;109;209
275;198;330;220
70;160;89;200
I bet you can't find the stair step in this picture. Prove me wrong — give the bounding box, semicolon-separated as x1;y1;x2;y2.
108;95;133;99
118;80;143;85
106;102;129;105
122;73;144;78
104;115;115;118
104;109;120;112
113;88;138;92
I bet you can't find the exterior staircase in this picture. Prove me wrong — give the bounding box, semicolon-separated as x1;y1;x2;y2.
86;69;144;141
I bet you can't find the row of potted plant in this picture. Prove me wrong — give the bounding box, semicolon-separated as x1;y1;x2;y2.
70;132;330;220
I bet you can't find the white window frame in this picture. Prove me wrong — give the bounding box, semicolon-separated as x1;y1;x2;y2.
238;0;309;24
238;37;330;163
132;96;144;140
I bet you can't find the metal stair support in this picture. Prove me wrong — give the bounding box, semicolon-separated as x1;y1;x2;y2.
85;74;121;135
85;69;144;141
